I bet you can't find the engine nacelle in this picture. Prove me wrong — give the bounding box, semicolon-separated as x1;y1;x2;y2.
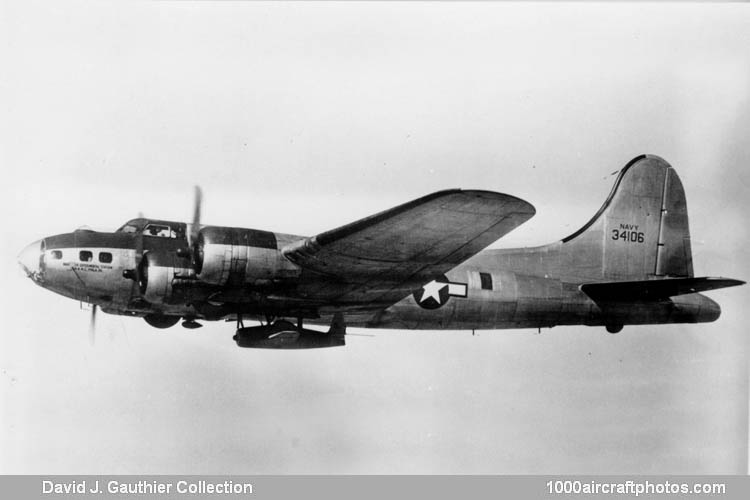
233;321;345;349
139;252;193;304
194;226;300;286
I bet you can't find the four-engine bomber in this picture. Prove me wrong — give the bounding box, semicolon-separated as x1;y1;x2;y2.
18;155;744;348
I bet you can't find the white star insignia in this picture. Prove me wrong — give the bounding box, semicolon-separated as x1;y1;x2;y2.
419;280;447;304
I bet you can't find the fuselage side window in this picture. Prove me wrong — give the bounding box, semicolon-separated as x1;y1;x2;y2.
50;250;63;260
79;250;93;262
143;224;176;238
479;272;493;290
99;252;113;263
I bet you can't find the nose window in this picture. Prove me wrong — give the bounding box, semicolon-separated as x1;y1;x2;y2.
79;250;93;262
50;250;62;260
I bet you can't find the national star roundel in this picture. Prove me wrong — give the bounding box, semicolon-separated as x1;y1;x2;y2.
413;275;468;310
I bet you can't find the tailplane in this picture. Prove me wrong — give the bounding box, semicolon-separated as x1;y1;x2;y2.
581;277;744;302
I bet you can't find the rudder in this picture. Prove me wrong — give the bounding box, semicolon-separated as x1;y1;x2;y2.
560;155;693;281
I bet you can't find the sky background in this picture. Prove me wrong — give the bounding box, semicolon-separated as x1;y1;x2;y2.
1;1;748;474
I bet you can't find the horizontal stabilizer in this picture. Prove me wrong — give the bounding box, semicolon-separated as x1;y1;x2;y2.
581;277;745;302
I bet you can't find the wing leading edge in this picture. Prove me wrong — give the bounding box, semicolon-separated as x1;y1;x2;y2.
282;189;535;308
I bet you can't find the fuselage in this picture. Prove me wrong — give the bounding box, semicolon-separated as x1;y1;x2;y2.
18;217;721;332
369;247;720;330
18;156;742;343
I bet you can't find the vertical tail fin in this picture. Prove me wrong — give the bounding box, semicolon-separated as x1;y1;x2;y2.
560;155;693;281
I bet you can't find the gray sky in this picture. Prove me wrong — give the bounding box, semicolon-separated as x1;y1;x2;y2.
1;2;748;474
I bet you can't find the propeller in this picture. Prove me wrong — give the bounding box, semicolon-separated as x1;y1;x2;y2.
88;304;98;345
184;186;204;330
180;186;203;271
190;185;202;244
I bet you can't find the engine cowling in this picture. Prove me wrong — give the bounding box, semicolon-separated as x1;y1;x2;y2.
138;252;193;304
193;226;300;286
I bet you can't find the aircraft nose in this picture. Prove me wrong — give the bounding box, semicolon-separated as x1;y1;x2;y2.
18;239;43;280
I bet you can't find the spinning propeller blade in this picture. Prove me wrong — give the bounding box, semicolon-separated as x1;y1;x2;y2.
88;304;98;345
189;185;202;245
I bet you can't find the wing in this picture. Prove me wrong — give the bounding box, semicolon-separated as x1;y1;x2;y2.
282;189;535;309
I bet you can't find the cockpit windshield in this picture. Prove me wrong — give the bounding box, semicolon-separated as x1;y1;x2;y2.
118;224;138;234
116;219;144;233
143;224;177;238
116;219;182;238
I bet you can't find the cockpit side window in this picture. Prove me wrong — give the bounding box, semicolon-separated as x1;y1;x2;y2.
143;224;176;238
119;224;138;234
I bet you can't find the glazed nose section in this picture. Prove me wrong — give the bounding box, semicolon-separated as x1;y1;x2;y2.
18;239;43;279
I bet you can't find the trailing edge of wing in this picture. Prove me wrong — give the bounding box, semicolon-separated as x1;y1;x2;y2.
282;189;535;307
283;189;535;276
580;277;745;302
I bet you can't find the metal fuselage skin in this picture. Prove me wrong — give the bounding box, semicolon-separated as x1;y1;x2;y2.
374;247;720;330
20;222;720;331
18;155;731;334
